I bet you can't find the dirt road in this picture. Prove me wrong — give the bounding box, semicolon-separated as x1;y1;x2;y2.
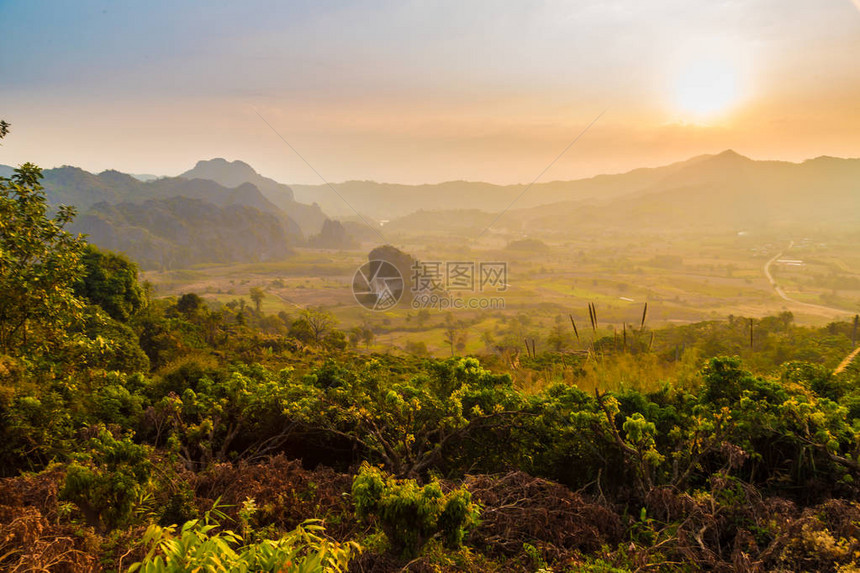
763;241;850;319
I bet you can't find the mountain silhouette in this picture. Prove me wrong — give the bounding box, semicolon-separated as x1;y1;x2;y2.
181;158;328;236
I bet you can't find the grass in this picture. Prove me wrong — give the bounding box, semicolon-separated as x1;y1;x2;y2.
141;231;857;357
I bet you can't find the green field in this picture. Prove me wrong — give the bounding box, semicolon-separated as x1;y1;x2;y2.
143;229;859;358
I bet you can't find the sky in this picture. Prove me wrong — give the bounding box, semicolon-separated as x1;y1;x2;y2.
1;0;860;185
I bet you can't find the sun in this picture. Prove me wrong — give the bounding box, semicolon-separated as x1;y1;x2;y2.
673;57;740;119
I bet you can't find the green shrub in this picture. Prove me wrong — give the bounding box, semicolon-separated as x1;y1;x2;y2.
60;425;151;529
129;505;359;573
352;463;480;557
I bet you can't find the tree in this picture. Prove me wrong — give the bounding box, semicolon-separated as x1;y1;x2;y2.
306;308;335;340
0;120;9;141
74;244;146;322
347;325;375;349
175;293;205;318
443;313;467;356
360;326;375;348
288;317;315;344
415;308;431;328
248;286;265;313
0;163;86;353
404;339;429;356
348;326;363;348
300;308;336;343
323;329;348;350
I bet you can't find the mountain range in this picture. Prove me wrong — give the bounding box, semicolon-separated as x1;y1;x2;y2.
74;197;293;270
289;153;722;220
41;166;292;226
0;160;335;269
502;151;860;234
180;158;327;236
2;150;857;268
356;150;860;235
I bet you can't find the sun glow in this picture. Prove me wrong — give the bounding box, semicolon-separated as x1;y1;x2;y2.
673;56;740;119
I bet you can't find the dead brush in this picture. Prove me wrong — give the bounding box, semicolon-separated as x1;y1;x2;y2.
0;465;65;515
193;454;357;539
0;468;99;572
640;480;860;572
0;520;99;573
464;471;623;564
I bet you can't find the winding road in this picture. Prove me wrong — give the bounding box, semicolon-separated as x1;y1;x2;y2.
763;241;859;374
834;346;860;375
763;241;850;319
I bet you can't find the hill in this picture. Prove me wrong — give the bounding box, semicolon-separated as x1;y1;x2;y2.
3;162;355;267
371;151;860;236
289;154;713;220
181;158;328;236
36;166;309;267
71;197;293;270
40;166;302;234
511;151;860;234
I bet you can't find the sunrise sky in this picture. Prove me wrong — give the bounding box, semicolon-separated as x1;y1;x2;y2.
2;0;859;184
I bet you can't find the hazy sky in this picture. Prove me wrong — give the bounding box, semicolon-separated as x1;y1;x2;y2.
2;1;859;184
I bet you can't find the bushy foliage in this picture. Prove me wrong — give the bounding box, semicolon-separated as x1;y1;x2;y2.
60;425;151;529
352;463;480;557
146;362;294;467
281;357;526;477
129;506;360;573
0;164;86;354
74;244;146;323
76;307;151;373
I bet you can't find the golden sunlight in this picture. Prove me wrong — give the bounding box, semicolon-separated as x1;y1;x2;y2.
673;56;740;119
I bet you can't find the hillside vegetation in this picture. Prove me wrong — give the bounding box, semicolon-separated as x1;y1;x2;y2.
2;160;860;572
74;197;294;270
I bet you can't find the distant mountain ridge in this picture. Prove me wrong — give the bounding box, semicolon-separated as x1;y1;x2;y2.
181;158;293;200
73;197;292;270
40;166;303;238
15;165;306;270
290;151;860;227
505;150;860;233
289;154;717;220
0;160;342;269
1;161;332;239
181;158;327;236
4;150;858;263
